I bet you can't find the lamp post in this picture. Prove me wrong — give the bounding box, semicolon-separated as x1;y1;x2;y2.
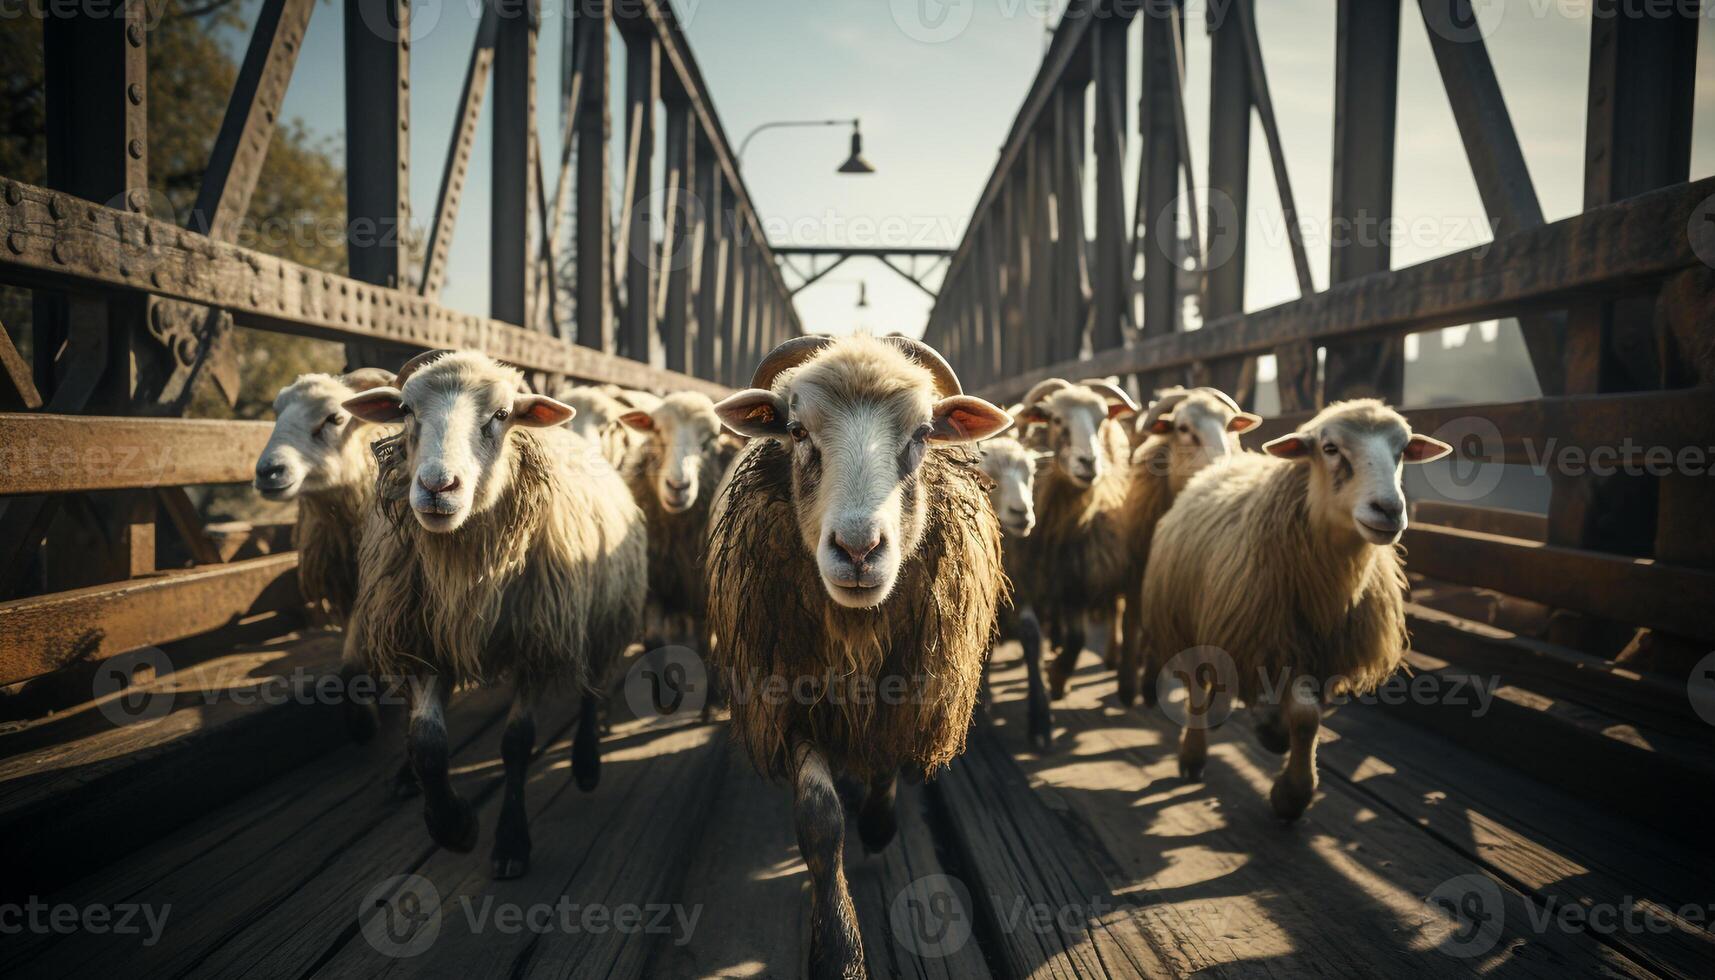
738;118;875;174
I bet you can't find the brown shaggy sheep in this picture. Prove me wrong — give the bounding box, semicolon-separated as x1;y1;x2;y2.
708;334;1011;980
618;391;743;652
1140;399;1449;820
343;350;646;879
1013;378;1139;729
1112;386;1259;705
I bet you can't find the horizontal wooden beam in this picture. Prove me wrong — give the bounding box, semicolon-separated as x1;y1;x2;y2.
1410;500;1545;541
0;414;272;496
0;553;300;686
977;176;1715;401
0;177;730;398
1404;524;1715;643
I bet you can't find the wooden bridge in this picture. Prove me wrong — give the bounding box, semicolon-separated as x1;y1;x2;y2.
2;0;1712;977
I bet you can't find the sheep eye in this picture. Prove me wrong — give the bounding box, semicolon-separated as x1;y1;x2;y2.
912;423;932;443
493;408;509;423
399;404;413;417
1322;443;1340;457
789;422;809;442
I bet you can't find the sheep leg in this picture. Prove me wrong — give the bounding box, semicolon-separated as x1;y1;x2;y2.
1018;608;1053;750
491;688;536;879
407;676;478;852
572;692;602;792
697;617;727;723
388;755;420;800
792;742;866;980
1269;685;1321;821
337;638;380;743
1115;590;1145;707
1102;601;1123;669
1177;671;1211;782
857;769;899;854
1047;620;1085;700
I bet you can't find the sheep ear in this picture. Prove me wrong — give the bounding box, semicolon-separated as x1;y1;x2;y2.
930;395;1014;444
511;394;577;428
1149;413;1175;435
1107;400;1137;421
715;388;789;438
1263;432;1314;459
1016;405;1049;426
618;410;655;432
343;386;405;423
1226;412;1263;433
1404;433;1453;463
340;367;396;393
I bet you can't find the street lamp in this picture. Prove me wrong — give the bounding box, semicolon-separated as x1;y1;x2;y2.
738;118;875;174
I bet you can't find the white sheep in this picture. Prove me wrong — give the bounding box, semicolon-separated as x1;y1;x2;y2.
1140;399;1449;820
974;435;1053;742
342;350;646;878
708;334;1012;979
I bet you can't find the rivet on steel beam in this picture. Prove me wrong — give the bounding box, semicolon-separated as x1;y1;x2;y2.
51;243;66;263
48;197;65;220
176;336;198;364
128;139;144;160
127;23;143;46
127;83;143;106
4;184;20;206
6;233;23;255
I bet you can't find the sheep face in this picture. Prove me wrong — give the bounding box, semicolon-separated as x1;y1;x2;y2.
1140;388;1261;488
343;352;575;533
253;369;393;501
978;438;1047;537
1020;383;1135;487
716;337;1011;609
620;392;724;514
555;385;626;442
1264;399;1451;546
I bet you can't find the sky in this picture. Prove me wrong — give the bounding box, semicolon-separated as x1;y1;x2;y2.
251;0;1715;342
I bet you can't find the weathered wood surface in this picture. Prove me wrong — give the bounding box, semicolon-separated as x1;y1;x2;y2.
0;413;272;496
0;552;300;686
5;620;1708;977
0;177;729;398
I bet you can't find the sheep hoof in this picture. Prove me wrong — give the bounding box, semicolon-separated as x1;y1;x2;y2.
1115;676;1139;708
572;744;601;792
1178;759;1204;782
490;857;529;880
425;797;479;853
1269;778;1313;822
1026;704;1054;751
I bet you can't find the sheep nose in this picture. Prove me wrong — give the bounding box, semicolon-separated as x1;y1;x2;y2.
1007;505;1029;518
1368;499;1404;524
418;472;461;494
255;462;287;487
665;476;691;492
833;529;882;564
1073;453;1096;472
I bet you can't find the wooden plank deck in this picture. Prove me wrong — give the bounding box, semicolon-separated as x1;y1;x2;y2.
1;635;1709;979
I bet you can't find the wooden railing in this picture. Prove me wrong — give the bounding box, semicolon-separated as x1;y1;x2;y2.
0;0;774;691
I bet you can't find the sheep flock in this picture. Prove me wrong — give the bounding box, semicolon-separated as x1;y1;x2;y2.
253;334;1449;977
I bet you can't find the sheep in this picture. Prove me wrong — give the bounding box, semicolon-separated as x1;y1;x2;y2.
1111;386;1259;705
341;349;646;878
1012;378;1138;729
1139;398;1450;821
974;435;1052;743
707;334;1012;979
616;391;743;655
552;383;637;468
252;367;397;624
253;368;411;755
